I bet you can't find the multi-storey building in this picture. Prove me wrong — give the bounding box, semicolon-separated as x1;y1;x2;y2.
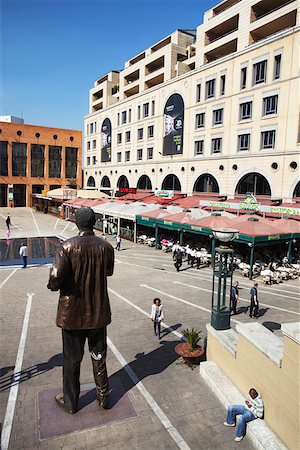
0;118;82;207
84;0;300;202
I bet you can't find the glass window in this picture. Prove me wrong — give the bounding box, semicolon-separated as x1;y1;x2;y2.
263;95;278;116
122;111;127;124
31;144;45;177
86;124;89;135
213;108;223;125
87;141;91;150
147;147;153;160
274;54;281;80
117;152;121;163
117;133;122;144
138;105;141;120
241;67;247;89
87;157;90;165
137;148;143;161
92;139;96;149
237;134;250;151
125;131;131;143
65;147;78;178
0;141;8;176
117;113;120;126
125;151;130;162
94;122;97;133
239;101;252;120
143;103;149;118
92;156;96;165
12;142;27;176
253;60;267;85
261;130;276;149
196;84;201;102
49;146;62;178
205;79;215;99
211;137;222;154
151;100;155;116
195;113;205;129
194;140;204;155
128;109;132;122
137;128;143;140
90;123;94;134
148;125;154;138
220;75;226;96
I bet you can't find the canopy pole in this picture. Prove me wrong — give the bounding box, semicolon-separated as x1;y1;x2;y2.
155;225;159;249
287;238;293;263
179;230;183;246
211;237;216;267
249;243;255;280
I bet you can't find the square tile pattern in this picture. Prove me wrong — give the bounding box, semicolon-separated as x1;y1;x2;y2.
38;376;137;440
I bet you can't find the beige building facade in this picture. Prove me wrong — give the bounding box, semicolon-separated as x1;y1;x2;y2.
84;0;300;202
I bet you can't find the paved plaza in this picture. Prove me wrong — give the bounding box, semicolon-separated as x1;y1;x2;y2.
0;208;299;450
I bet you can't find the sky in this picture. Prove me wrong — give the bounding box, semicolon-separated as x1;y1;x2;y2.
1;0;216;132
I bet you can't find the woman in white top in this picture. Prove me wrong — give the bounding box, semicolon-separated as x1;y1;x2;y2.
150;298;164;339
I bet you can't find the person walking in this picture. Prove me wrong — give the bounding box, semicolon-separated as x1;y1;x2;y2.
19;243;28;268
6;214;11;230
172;241;180;261
249;282;259;318
174;250;183;272
47;207;114;414
230;281;240;315
224;388;264;442
116;234;121;251
150;298;164;339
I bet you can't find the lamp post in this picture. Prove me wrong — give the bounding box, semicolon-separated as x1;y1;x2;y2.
211;228;238;330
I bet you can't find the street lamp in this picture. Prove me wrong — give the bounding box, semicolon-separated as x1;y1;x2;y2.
211;228;238;330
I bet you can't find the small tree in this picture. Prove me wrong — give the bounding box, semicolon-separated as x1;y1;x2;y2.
182;328;201;351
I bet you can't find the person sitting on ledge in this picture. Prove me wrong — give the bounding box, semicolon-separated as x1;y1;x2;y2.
224;388;264;442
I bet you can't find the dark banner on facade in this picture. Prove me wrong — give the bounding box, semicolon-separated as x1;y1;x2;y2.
163;94;184;156
101;118;112;162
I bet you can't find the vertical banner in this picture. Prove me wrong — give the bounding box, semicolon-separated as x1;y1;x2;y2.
163;94;184;156
101;118;112;162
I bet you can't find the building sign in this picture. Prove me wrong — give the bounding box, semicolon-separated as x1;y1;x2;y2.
199;199;300;216
155;189;174;198
118;187;137;194
101;118;112;162
163;94;184;156
239;194;260;211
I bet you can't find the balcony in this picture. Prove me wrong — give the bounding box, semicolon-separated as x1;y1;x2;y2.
151;36;171;53
129;52;145;66
205;15;239;45
123;84;139;98
92;100;103;112
249;10;297;43
124;69;140;85
204;38;237;63
212;0;241;16
145;56;165;75
92;89;103;102
145;73;164;90
250;0;296;22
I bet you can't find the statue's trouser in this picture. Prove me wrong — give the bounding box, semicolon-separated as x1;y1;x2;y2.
62;327;108;411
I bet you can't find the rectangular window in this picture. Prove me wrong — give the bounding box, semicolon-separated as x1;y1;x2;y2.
241;67;247;89
92;139;96;149
151;100;155;116
239;101;252;120
125;131;131;142
12;142;27;176
194;140;204;156
253;60;267;85
117;113;120;126
261;130;276;149
0;141;8;176
213;108;223;126
86;124;89;135
220;75;226;96
92;155;96;165
137;128;143;140
237;134;250;151
205;79;215;99
195;113;205;129
122;111;127;124
211;137;222;154
31;144;45;177
87;157;90;165
49;146;62;178
125;151;130;162
90;123;94;134
117;133;122;144
128;109;132;122
274;54;281;80
94;122;97;133
263;95;278;116
65;147;78;179
137;148;143;161
148;125;154;138
117;152;122;163
137;105;141;120
143;103;149;118
196;84;201;102
147;147;153;160
87;141;91;150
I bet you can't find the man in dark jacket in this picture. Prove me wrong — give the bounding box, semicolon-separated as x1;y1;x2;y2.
47;207;114;414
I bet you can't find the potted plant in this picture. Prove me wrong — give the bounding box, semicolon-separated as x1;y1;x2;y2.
174;328;204;367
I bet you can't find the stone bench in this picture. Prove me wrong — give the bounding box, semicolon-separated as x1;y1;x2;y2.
200;361;287;450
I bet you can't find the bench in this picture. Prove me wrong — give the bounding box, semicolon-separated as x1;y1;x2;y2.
200;361;287;450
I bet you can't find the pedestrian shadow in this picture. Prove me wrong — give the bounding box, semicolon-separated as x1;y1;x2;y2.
160;323;182;338
0;353;62;392
256;308;269;318
236;306;248;315
262;321;281;332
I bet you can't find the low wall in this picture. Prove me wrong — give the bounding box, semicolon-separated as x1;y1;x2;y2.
206;322;299;450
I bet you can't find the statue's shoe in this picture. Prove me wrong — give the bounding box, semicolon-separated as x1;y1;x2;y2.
55;393;77;414
97;393;109;409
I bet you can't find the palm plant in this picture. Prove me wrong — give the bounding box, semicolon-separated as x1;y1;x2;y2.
182;328;201;351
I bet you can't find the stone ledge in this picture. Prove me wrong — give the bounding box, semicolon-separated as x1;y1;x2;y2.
236;322;283;367
200;361;287;450
206;323;238;357
281;322;300;345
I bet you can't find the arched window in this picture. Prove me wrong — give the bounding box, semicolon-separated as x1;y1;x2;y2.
193;173;219;193
87;176;95;188
101;176;111;188
161;174;181;191
293;181;300;198
137;175;152;190
236;172;271;196
117;175;129;189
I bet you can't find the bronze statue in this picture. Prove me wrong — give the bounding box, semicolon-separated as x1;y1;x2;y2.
47;207;114;413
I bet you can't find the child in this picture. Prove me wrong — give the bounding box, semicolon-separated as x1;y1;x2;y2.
150;298;164;339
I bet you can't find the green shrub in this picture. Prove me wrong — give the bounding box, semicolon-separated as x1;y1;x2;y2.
182;328;201;350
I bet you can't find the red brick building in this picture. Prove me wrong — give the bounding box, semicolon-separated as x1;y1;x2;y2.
0;120;82;207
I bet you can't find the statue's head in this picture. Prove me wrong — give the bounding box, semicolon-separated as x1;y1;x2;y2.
75;207;96;231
